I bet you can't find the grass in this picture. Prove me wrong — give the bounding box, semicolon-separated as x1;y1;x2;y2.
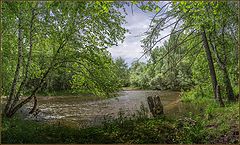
2;87;239;144
1;114;205;144
2;100;238;144
180;87;239;143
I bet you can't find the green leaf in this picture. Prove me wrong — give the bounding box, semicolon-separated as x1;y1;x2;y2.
155;7;160;13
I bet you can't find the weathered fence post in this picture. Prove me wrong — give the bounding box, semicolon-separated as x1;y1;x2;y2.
147;95;164;117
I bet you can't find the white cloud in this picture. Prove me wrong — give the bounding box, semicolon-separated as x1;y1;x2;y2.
108;3;171;66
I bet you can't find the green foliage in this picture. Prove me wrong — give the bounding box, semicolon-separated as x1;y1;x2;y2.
69;48;122;97
180;87;239;143
181;84;214;102
132;1;238;104
2;1;239;143
130;34;195;90
129;61;150;89
2;1;128;97
114;57;130;87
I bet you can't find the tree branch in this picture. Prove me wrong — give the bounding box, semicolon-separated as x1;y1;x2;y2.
162;40;203;75
11;5;37;110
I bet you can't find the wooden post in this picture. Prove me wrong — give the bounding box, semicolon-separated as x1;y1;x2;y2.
147;95;164;117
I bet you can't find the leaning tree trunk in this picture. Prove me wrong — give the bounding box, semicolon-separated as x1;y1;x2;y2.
6;39;68;118
204;3;236;102
29;95;37;114
208;34;236;102
201;28;218;100
216;85;225;107
6;64;52;117
10;7;36;112
220;21;235;102
222;67;235;102
4;2;73;118
4;5;40;117
4;13;23;116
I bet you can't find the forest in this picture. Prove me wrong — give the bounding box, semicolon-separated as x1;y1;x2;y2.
1;1;239;144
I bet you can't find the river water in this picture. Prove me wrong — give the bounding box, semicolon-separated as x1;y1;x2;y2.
7;90;185;127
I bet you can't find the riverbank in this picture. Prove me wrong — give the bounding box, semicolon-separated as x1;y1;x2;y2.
122;87;144;91
2;98;238;144
2;90;181;126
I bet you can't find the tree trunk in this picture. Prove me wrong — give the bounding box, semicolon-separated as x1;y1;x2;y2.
216;85;225;107
29;95;37;114
4;13;23;116
222;67;235;101
6;66;51;117
220;24;235;102
204;3;236;102
208;35;236;102
201;28;218;100
147;95;164;117
10;7;36;111
6;39;68;118
0;0;2;109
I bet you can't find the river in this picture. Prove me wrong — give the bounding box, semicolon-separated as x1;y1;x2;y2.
13;90;185;127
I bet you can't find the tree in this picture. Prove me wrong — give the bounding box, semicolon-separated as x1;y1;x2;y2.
140;1;238;104
129;61;150;89
3;1;127;117
114;57;130;87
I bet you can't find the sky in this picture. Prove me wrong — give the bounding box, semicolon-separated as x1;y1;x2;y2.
108;3;170;66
